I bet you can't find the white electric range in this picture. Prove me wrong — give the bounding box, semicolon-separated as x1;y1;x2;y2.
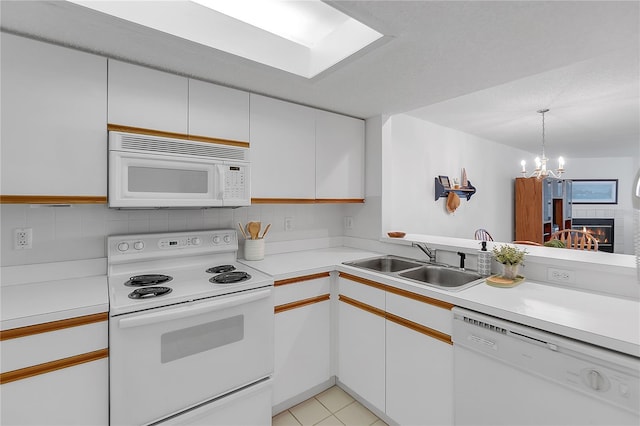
107;229;274;426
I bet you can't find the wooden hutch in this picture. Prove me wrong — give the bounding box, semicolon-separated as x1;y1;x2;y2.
515;177;572;244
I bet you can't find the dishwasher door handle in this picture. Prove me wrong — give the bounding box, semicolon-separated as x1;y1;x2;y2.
468;334;497;350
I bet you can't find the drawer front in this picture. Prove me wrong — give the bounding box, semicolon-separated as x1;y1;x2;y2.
338;276;385;310
385;292;452;335
274;273;331;306
1;316;108;374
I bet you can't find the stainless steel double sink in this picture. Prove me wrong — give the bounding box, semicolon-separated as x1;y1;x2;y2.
343;255;484;292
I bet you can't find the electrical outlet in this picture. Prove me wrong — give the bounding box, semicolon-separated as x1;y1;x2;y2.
547;267;575;284
344;216;354;230
14;228;33;250
284;217;294;232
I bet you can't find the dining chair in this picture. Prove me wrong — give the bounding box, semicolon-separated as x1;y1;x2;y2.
550;229;599;251
513;240;542;246
474;229;493;241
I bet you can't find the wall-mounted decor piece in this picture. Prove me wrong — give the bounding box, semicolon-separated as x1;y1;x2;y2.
434;177;476;201
572;179;618;204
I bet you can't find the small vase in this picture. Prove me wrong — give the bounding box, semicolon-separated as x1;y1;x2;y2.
501;263;520;280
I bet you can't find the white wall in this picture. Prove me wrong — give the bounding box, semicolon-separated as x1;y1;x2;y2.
382;114;531;243
0;203;345;267
565;157;637;254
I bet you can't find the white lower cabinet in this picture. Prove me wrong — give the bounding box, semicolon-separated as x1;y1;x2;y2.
1;358;108;426
273;274;332;409
337;276;386;411
386;321;453;425
0;314;109;426
337;274;455;425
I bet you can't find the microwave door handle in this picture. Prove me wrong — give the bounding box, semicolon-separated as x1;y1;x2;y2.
216;164;225;200
118;289;271;329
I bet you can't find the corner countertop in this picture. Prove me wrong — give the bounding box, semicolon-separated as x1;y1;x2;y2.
242;247;640;358
1;259;109;331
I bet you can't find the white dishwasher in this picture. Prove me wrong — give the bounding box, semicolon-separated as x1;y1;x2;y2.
452;307;639;426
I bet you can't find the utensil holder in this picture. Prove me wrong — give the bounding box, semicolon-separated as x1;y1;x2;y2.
244;239;265;261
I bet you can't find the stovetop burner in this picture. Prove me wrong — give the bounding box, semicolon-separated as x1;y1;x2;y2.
209;271;252;284
125;274;173;287
206;265;236;274
128;286;173;299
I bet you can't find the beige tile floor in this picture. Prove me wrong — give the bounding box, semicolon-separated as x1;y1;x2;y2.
273;386;388;426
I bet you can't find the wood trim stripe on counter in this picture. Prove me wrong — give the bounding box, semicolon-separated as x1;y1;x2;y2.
385;312;453;345
0;312;108;341
0;348;109;384
315;199;365;204
251;198;317;204
251;198;364;204
0;195;107;204
275;294;330;314
107;124;250;148
338;272;454;311
338;273;388;292
275;272;331;287
338;295;386;319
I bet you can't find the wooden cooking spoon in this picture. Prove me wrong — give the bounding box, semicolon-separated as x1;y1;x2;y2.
247;221;261;240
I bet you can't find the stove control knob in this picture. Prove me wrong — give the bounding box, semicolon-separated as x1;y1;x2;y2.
223;234;232;243
213;235;221;244
191;237;201;246
117;242;130;252
133;241;145;251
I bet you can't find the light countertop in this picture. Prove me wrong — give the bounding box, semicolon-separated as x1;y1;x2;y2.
1;259;108;330
242;247;640;358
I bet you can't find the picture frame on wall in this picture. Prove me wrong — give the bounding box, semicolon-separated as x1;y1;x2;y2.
572;179;618;204
439;175;451;189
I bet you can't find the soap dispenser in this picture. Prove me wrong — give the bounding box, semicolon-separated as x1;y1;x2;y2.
477;241;492;277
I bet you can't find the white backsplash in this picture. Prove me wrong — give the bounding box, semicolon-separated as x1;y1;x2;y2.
0;203;346;267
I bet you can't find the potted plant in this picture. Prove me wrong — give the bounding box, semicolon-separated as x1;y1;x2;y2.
492;244;526;279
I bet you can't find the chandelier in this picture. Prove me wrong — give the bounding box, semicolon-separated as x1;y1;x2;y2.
520;109;565;179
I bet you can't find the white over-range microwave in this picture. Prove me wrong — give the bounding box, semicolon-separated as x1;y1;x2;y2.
108;131;250;208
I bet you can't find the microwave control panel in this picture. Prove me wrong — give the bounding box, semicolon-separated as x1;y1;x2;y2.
223;165;248;200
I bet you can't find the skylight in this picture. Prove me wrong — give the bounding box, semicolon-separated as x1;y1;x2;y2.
67;0;383;78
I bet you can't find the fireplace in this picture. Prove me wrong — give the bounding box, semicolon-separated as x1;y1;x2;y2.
571;218;614;253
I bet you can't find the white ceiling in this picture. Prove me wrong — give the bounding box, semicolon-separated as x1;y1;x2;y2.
1;0;638;158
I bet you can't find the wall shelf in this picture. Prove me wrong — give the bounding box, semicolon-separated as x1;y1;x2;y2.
434;177;476;201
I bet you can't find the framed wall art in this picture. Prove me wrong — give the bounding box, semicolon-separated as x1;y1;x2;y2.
438;175;450;189
571;179;618;204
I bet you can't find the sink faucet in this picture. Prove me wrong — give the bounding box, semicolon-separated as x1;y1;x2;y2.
413;242;437;263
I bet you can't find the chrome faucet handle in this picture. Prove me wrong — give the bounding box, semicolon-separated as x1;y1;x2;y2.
413;242;437;262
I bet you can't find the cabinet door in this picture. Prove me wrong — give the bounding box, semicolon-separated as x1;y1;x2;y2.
0;33;107;199
386;322;453;426
1;358;108;426
337;277;385;411
274;275;331;407
249;94;316;200
188;80;249;142
315;110;364;200
385;292;454;425
108;59;188;134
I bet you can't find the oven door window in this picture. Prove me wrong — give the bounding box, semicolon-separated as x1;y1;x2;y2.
161;315;244;363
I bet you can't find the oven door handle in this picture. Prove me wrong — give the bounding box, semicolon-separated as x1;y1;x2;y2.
118;289;271;329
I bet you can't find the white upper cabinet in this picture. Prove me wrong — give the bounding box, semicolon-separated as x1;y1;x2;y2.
188;80;249;142
315;110;365;200
250;94;316;200
249;94;365;202
108;60;188;134
0;33;107;201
